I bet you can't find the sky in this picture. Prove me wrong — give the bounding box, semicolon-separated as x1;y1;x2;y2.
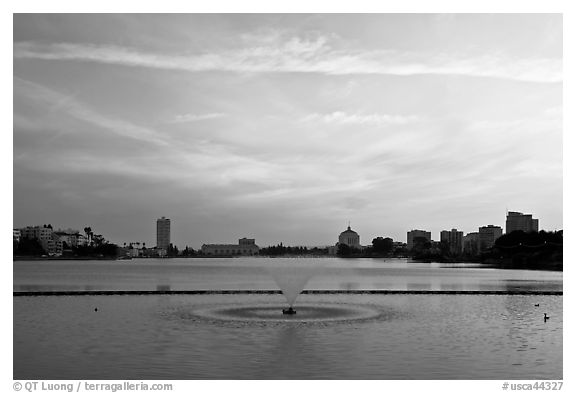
12;13;563;248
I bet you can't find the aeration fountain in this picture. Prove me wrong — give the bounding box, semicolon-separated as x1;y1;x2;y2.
266;263;322;315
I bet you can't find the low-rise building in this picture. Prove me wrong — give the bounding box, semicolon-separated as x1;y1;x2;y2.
20;225;55;254
13;229;21;243
201;238;260;256
53;229;82;249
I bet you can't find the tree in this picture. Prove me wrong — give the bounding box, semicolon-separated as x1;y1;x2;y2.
337;243;353;256
489;230;563;270
14;237;46;256
73;230;118;258
84;227;93;245
167;243;179;256
411;237;432;259
372;237;393;255
182;246;196;256
92;234;105;247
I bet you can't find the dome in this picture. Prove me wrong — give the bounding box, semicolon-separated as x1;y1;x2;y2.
338;225;360;248
340;226;357;235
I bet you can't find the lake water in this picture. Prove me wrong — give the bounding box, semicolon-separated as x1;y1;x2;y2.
13;257;563;292
13;258;563;379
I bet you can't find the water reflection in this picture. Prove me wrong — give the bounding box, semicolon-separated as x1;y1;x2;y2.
407;283;432;291
264;326;327;378
13;258;563;293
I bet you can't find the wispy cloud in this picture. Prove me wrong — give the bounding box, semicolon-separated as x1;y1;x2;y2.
14;78;283;189
301;111;421;126
14;77;170;147
14;38;562;83
168;112;228;124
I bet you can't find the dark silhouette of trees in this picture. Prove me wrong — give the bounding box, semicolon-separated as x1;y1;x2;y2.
494;230;562;248
14;237;45;256
167;243;179;256
411;237;432;259
181;246;196;256
83;227;93;245
72;228;118;258
337;243;353;256
372;237;394;255
259;243;309;256
488;230;563;270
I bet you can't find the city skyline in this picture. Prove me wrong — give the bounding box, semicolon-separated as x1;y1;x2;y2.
13;14;563;248
14;208;550;249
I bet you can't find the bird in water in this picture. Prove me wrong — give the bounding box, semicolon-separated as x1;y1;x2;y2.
544;313;550;321
94;307;98;312
534;304;539;307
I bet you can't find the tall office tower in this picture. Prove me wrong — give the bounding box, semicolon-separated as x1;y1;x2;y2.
478;225;503;252
440;228;464;255
407;229;431;251
156;217;171;251
506;211;539;234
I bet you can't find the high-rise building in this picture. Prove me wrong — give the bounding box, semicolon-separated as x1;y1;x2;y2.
440;229;464;255
506;211;539;234
407;229;431;250
156;217;171;251
478;225;503;252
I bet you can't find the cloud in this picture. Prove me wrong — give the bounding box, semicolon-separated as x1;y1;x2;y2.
14;38;562;83
168;112;228;123
14;77;171;147
14;78;285;191
301;111;421;126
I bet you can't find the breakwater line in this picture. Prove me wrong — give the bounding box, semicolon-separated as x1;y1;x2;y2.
13;289;562;296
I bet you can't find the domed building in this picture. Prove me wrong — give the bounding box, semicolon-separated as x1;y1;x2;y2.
339;225;361;249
